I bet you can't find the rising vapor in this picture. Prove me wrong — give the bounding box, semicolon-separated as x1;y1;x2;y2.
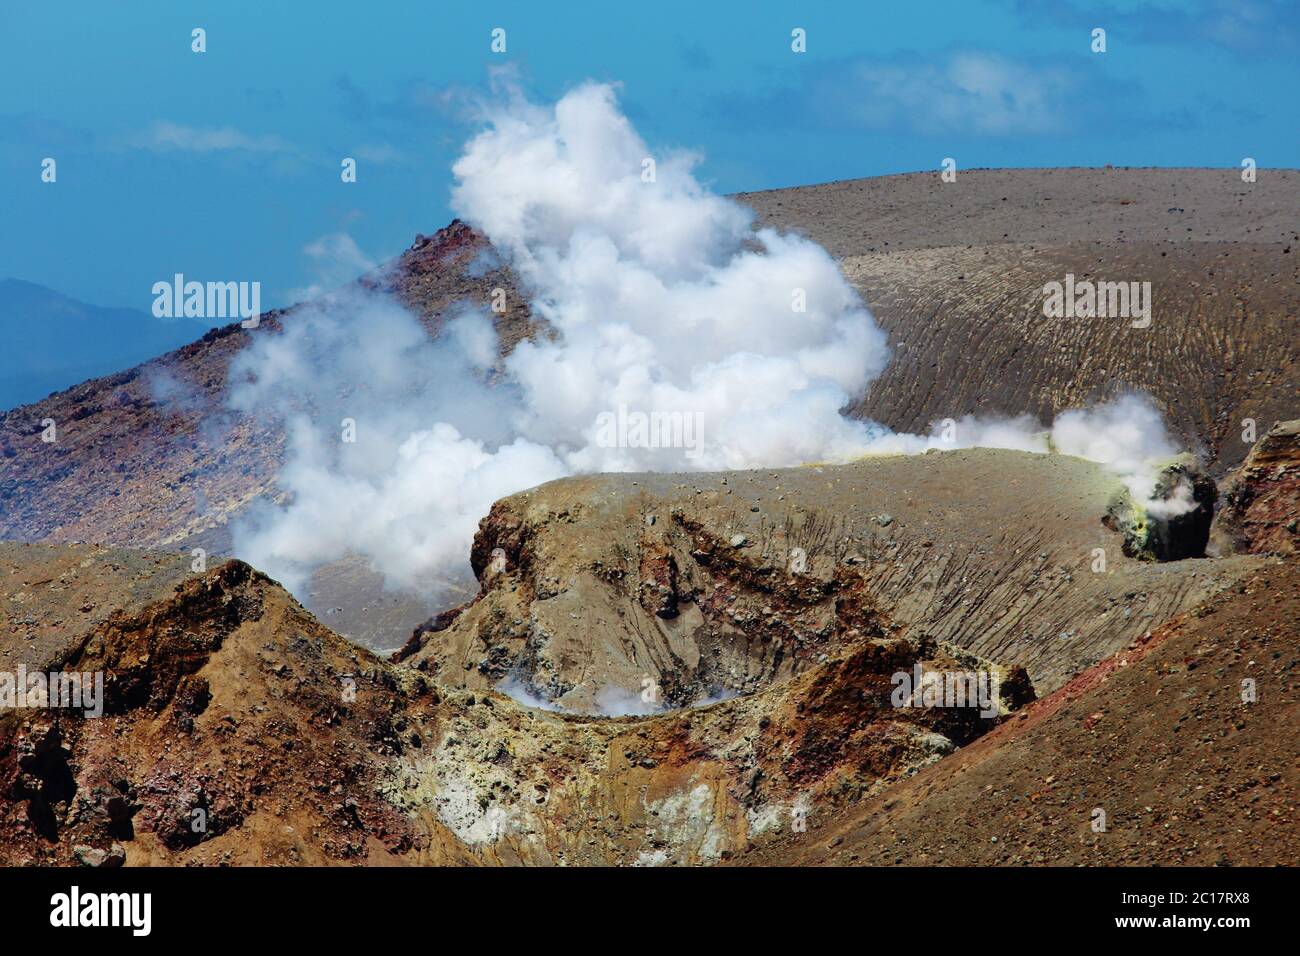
229;81;1196;601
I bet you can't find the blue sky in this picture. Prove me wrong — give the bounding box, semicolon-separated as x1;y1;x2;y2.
1;0;1296;314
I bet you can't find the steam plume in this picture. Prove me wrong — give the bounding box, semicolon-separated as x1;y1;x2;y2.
229;81;1195;605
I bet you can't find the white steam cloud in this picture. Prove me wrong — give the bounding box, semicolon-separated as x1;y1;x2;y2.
228;294;566;594
228;81;1194;604
451;82;892;471
1051;395;1193;517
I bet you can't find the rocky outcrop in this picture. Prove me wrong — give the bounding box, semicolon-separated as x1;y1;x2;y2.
402;450;1266;705
1103;461;1217;561
0;555;431;865
1217;420;1300;555
0;544;1033;867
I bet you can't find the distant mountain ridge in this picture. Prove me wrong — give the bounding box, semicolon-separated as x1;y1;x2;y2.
0;278;205;410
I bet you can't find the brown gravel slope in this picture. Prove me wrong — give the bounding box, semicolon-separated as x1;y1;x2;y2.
735;560;1299;867
741;169;1300;474
739;168;1299;253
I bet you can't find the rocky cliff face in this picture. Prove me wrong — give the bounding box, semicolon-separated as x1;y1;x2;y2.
1217;420;1300;556
1;553;432;865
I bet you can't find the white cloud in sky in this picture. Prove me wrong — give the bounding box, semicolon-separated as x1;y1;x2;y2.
838;52;1077;135
135;121;291;153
